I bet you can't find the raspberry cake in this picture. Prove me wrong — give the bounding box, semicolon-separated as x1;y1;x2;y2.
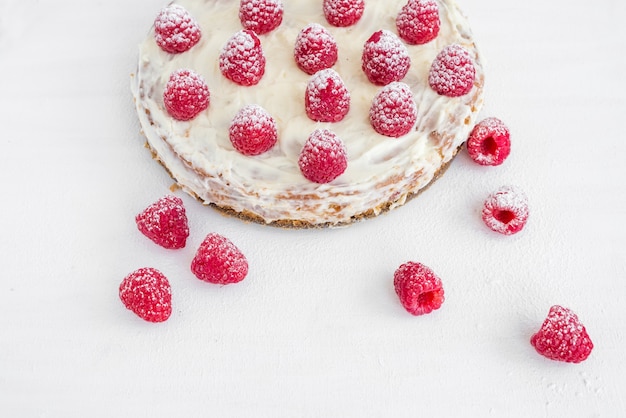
131;0;485;227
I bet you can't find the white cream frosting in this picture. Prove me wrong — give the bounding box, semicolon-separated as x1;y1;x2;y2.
131;0;484;226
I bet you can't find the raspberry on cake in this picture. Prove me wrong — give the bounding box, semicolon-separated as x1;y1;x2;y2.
229;104;278;155
305;69;350;122
362;30;411;86
163;69;210;121
298;129;348;184
131;0;485;227
294;23;338;75
429;43;476;97
219;29;266;86
396;0;440;45
154;4;201;53
323;0;365;27
239;0;284;35
369;82;418;137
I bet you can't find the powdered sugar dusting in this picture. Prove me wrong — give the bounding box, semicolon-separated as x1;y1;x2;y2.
323;0;365;27
154;4;201;53
219;29;266;86
239;0;284;34
482;185;529;235
362;30;411;85
369;82;417;137
229;104;278;155
294;23;338;75
396;0;440;45
298;129;348;183
305;69;350;122
429;43;476;97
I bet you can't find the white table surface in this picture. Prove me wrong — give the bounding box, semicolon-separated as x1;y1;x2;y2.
2;0;626;416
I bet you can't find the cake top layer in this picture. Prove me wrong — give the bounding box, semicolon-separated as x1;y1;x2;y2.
133;0;484;225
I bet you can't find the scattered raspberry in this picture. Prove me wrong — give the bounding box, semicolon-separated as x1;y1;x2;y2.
429;44;476;97
482;185;529;235
135;195;190;249
305;69;350;122
219;29;266;86
362;30;411;86
294;23;338;75
531;305;593;363
369;82;417;137
298;129;348;183
467;117;511;166
323;0;365;27
396;0;440;45
239;0;284;35
394;261;444;316
229;104;278;155
191;233;249;284
154;4;202;53
119;267;172;323
163;69;210;121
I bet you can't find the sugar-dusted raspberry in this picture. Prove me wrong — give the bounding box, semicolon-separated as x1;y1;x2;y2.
467;117;511;166
394;261;444;316
294;23;338;75
323;0;365;27
219;29;266;86
191;233;249;285
482;185;529;235
119;267;172;323
369;82;417;137
531;305;593;363
136;195;190;249
362;30;411;86
429;43;476;97
396;0;440;45
239;0;283;35
298;129;348;184
154;4;202;54
229;104;278;156
163;69;210;121
305;69;350;122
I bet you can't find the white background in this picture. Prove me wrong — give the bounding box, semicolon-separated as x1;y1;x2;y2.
1;0;625;416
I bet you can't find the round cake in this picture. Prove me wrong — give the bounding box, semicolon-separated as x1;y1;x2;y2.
131;0;485;227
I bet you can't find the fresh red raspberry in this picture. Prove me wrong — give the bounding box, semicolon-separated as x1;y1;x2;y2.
135;195;190;249
482;185;529;235
163;69;210;121
305;69;350;122
531;305;593;363
219;29;266;86
229;104;278;155
239;0;284;35
362;30;411;86
467;117;511;166
119;267;172;323
393;261;444;316
429;43;476;97
323;0;365;27
294;23;338;75
369;82;417;137
396;0;440;45
191;233;249;285
298;129;348;183
154;4;202;53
